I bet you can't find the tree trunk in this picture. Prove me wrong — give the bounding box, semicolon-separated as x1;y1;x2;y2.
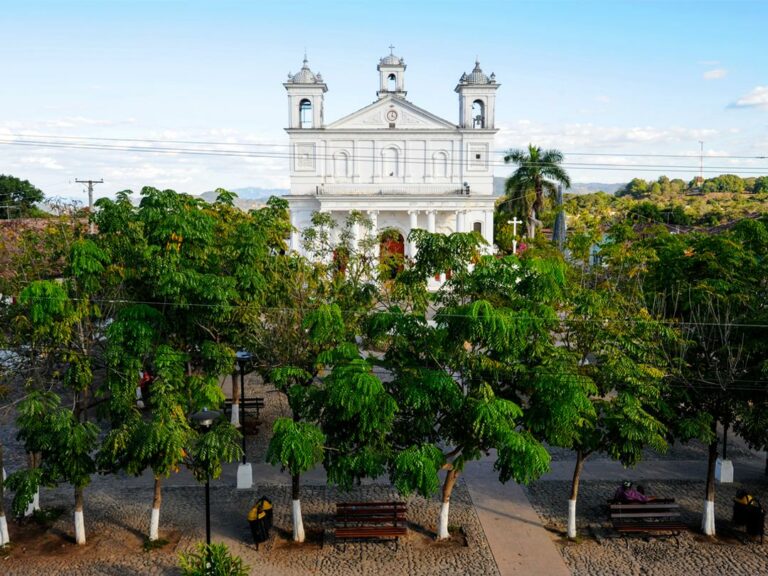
0;442;9;547
527;212;537;239
567;450;586;539
291;473;305;543
230;370;240;427
149;476;162;541
24;452;41;516
74;486;86;545
701;437;718;536
437;468;459;540
764;452;767;477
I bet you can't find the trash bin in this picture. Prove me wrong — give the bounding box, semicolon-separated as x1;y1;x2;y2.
733;501;749;525
248;497;273;545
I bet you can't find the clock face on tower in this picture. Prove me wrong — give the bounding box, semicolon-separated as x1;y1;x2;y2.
386;110;398;122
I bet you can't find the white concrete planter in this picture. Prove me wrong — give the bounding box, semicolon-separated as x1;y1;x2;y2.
715;458;734;483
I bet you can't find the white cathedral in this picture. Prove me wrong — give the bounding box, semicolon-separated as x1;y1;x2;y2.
285;49;499;259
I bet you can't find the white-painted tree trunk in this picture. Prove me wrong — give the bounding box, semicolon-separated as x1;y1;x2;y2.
567;499;577;539
437;501;450;540
24;488;40;517
74;510;86;545
0;514;9;546
292;499;305;543
701;500;715;535
230;402;240;427
149;507;160;541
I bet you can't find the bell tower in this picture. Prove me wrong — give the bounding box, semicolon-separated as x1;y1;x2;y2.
377;46;407;99
284;55;327;129
455;60;499;129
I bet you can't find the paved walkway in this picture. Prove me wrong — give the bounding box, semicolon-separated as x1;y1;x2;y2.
463;455;571;576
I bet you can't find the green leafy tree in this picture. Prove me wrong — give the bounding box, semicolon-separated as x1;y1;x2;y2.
502;145;571;239
547;274;675;538
616;178;649;199
93;187;273;540
641;226;767;535
371;231;589;539
0;359;9;547
0;174;45;219
6;221;116;544
266;417;324;542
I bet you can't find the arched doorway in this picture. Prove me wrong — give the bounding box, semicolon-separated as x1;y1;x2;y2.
379;229;405;280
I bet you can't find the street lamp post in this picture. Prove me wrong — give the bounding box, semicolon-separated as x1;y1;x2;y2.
191;408;220;545
235;350;254;489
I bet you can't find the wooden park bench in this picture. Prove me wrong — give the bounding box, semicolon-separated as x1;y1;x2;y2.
609;499;687;536
224;397;265;420
335;501;407;549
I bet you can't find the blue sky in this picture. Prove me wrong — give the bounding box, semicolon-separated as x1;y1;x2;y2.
1;0;767;202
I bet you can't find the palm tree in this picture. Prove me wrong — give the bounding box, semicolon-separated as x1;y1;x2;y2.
502;144;571;239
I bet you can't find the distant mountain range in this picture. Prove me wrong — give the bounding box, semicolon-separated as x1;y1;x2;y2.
492;177;624;196
199;187;287;210
200;181;625;208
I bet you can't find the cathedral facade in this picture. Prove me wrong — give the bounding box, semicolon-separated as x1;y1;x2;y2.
284;50;499;259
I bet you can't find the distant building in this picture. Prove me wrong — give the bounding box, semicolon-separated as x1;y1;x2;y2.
284;49;499;260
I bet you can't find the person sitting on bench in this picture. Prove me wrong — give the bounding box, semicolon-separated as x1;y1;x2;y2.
614;480;656;503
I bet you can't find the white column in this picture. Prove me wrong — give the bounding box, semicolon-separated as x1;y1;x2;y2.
408;210;419;258
484;210;494;249
367;210;379;261
290;210;299;252
352;219;361;252
455;210;462;233
427;210;436;233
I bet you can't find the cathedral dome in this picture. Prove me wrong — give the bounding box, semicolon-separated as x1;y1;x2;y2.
460;60;495;85
288;57;321;84
380;53;404;66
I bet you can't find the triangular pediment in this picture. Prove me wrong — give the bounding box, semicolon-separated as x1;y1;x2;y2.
326;96;457;130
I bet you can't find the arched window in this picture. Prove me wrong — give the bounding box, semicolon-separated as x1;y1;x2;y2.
334;151;350;179
299;99;313;129
473;221;483;234
388;73;397;92
382;147;400;179
472;99;485;129
432;151;449;179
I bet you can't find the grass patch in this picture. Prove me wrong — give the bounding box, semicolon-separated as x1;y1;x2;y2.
143;538;170;552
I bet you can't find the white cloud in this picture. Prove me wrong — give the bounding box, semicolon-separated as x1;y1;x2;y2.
496;121;718;151
730;86;768;109
703;68;727;80
43;116;137;129
19;155;65;170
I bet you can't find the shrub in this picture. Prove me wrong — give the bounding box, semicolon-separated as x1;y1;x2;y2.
178;542;249;576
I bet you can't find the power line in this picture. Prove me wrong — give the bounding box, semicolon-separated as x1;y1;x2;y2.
1;138;767;175
5;133;768;161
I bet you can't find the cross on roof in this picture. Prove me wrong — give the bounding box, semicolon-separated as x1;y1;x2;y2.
389;44;395;55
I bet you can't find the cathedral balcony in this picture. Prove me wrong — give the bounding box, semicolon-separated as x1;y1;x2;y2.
314;183;471;196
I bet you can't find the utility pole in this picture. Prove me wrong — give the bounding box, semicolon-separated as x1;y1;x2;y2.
698;141;704;186
75;178;103;233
